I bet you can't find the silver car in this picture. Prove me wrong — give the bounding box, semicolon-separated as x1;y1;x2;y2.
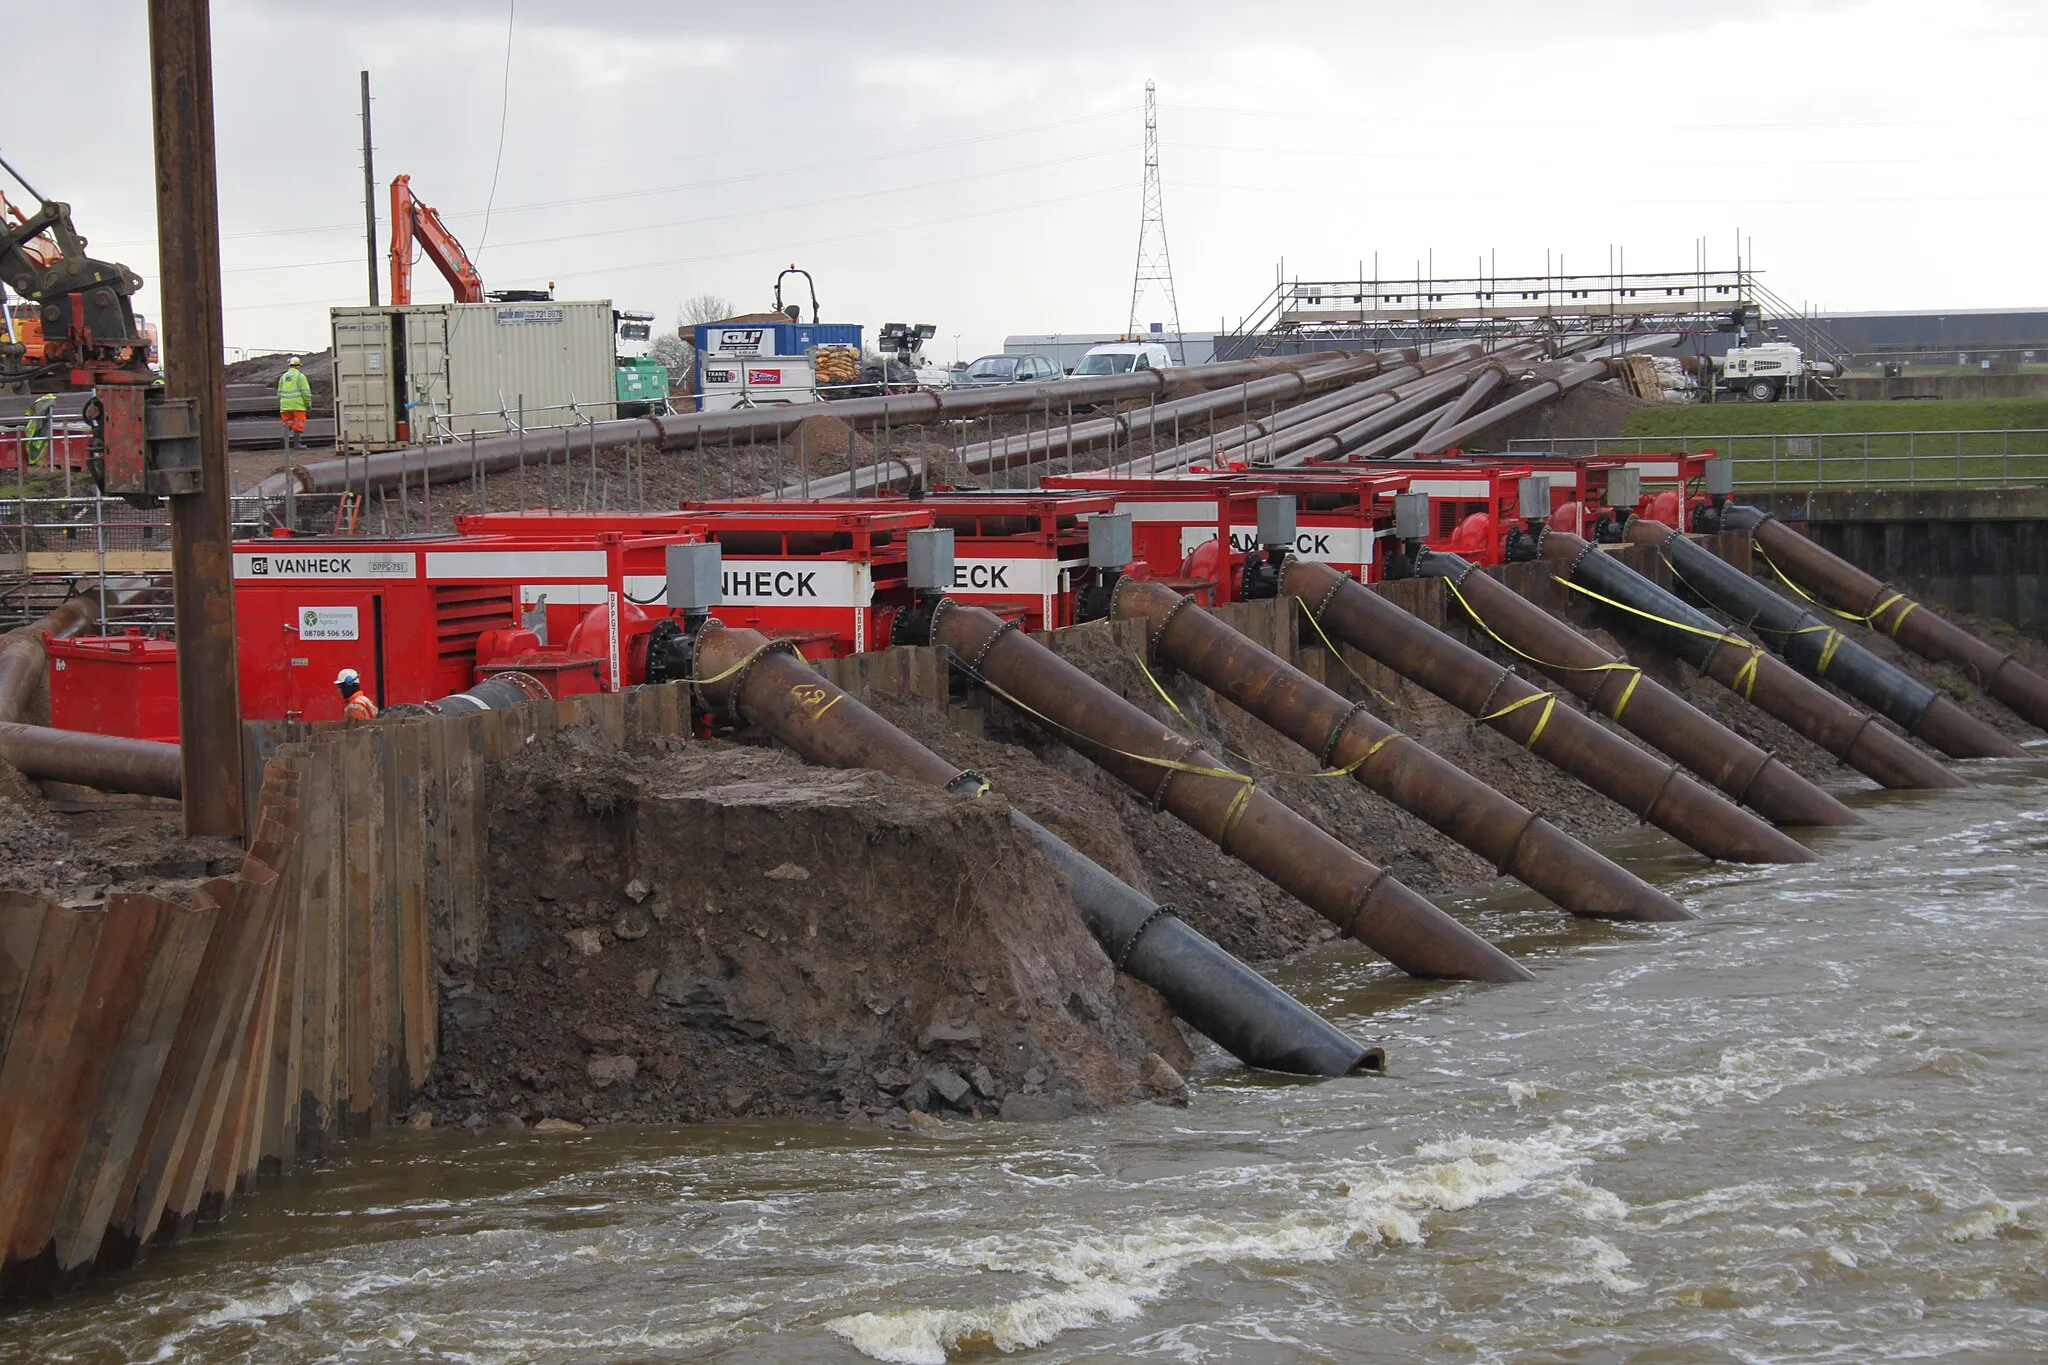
956;353;1062;386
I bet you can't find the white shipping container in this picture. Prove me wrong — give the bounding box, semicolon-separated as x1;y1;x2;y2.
330;300;617;449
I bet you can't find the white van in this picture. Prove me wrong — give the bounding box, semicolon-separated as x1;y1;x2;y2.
1071;341;1178;376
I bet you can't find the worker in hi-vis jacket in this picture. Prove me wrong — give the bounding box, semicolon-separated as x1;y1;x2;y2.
277;355;312;451
336;667;378;721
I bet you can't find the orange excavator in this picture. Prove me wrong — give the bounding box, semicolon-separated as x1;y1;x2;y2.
0;155;152;391
387;174;484;306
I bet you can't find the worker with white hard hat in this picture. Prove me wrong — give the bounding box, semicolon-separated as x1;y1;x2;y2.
278;355;312;452
336;666;378;721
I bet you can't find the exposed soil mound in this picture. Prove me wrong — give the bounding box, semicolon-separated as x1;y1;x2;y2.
426;729;1191;1130
0;781;243;901
224;347;335;410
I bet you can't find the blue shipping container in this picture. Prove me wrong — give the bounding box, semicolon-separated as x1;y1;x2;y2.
692;322;863;358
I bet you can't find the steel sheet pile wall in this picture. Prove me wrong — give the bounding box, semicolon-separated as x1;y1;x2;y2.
0;772;300;1299
0;686;692;1304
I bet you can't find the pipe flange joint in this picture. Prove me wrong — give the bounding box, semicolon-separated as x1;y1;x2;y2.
1475;665;1517;719
723;631;801;724
1113;903;1179;970
683;617;729;709
1319;700;1376;767
1834;712;1885;767
1730;749;1778;806
925;595;956;648
1341;868;1392;943
1638;760;1684;827
1141;589;1199;662
1564;540;1598;577
946;768;990;798
966;616;1020;672
1495;809;1545;876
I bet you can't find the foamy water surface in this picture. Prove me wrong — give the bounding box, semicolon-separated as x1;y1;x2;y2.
8;759;2048;1363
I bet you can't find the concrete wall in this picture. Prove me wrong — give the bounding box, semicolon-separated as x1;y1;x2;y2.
1754;487;2048;638
1833;373;2048;401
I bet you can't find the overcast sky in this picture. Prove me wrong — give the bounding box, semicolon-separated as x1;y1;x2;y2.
12;0;2041;361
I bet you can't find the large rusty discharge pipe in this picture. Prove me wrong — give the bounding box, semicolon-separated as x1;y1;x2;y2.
1539;530;1964;791
0;668;547;803
1107;576;1691;922
931;353;1399;488
260;356;1338;502
920;600;1532;981
0;722;182;800
1721;504;2048;736
0;582;159;725
1401;365;1509;456
1281;559;1815;864
1627;518;2023;761
1415;553;1859;827
1146;346;1503;475
0;605;93;724
1268;368;1478;469
688;622;1382;1076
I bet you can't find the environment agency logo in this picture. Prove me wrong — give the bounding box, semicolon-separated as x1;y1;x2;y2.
303;609;319;630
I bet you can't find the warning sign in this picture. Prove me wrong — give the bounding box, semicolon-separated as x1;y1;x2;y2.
297;606;360;640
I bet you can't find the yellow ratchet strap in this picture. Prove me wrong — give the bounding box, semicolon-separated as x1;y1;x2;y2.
1132;651;1403;780
1440;574;1646;721
1754;544;1921;636
1552;575;1769;701
1478;688;1556;749
1293;595;1400;708
1659;550;1844;668
969;669;1259;842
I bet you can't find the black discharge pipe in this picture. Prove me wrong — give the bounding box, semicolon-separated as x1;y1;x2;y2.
688;624;1381;1077
1628;520;2024;761
425;672;554;715
1541;530;1964;791
1009;811;1383;1076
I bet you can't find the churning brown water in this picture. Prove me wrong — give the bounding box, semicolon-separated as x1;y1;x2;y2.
8;757;2048;1363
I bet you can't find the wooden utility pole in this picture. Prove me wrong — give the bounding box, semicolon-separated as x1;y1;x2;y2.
361;70;378;305
147;0;244;837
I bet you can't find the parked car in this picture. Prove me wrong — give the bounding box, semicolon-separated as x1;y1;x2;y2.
1071;341;1178;376
957;353;1062;386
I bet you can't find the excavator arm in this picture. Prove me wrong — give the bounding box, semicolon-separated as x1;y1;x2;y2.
388;174;484;306
0;189;149;387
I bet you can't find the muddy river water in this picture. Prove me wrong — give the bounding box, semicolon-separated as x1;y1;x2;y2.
8;757;2048;1363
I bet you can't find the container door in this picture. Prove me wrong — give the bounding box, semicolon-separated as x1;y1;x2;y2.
331;312;397;447
403;308;451;442
237;589;387;721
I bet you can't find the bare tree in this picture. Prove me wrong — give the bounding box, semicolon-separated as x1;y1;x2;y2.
682;293;736;327
650;293;740;388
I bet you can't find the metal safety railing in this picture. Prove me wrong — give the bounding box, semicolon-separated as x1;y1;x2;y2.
1507;429;2048;488
0;494;285;631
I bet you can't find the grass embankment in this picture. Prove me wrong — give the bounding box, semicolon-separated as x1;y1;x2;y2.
1614;399;2048;487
